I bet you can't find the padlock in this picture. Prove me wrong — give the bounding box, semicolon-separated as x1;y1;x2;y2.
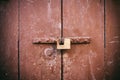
57;38;71;49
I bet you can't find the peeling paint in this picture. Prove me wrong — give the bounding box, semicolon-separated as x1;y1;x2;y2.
26;0;34;5
33;63;36;66
89;50;97;58
107;61;113;66
114;36;119;39
58;22;61;29
47;58;57;67
96;68;101;71
109;41;120;44
48;0;52;22
64;58;72;72
43;47;58;67
89;56;96;80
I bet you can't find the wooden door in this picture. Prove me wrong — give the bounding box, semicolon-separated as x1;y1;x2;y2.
20;0;61;80
63;0;104;80
106;0;120;80
1;0;120;80
0;0;18;80
20;0;105;80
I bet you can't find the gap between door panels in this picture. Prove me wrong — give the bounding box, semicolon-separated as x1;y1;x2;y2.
60;0;64;80
18;0;20;80
104;0;107;79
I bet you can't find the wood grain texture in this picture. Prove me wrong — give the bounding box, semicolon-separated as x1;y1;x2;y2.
106;0;120;80
20;0;61;80
0;0;18;80
63;0;104;80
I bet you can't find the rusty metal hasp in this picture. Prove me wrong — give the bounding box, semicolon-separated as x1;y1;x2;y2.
32;37;91;50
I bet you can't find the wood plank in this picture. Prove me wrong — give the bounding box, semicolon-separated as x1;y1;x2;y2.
63;0;104;80
20;0;61;80
0;0;18;80
106;0;120;79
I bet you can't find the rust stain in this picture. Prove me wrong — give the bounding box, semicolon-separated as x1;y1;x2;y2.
33;37;91;44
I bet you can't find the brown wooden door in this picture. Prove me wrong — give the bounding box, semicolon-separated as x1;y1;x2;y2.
1;0;120;80
0;0;18;80
106;0;120;80
20;0;61;80
63;0;104;80
20;0;104;80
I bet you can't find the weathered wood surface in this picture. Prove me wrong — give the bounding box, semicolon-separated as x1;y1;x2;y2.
20;0;61;80
0;0;18;80
63;0;104;80
1;0;120;80
106;0;120;80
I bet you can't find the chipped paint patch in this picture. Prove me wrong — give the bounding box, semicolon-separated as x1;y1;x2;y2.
58;22;61;29
107;61;113;66
47;0;52;22
26;0;34;5
114;36;119;39
89;50;97;58
43;47;58;67
88;56;96;80
47;58;57;67
109;41;120;44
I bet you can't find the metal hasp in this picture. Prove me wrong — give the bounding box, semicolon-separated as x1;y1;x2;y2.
33;37;91;50
33;37;91;44
57;38;71;49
